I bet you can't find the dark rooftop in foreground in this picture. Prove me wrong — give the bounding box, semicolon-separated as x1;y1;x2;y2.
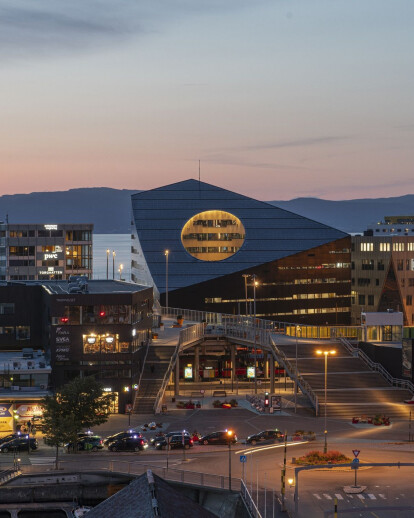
0;279;150;295
86;470;217;518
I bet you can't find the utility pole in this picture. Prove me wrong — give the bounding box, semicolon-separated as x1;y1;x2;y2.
281;430;287;511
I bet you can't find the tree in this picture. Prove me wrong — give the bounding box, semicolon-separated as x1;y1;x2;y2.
42;376;115;466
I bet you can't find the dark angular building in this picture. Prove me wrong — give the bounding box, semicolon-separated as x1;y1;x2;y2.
131;180;352;325
0;280;153;413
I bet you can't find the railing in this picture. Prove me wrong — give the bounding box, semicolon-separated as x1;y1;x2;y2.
132;339;150;411
162;306;362;340
339;337;414;395
241;479;262;518
153;323;204;413
269;336;319;415
18;460;240;491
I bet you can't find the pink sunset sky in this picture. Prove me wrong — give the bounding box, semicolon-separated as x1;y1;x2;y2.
1;0;414;201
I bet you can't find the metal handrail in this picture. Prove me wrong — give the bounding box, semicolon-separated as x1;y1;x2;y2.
339;337;414;395
153;323;204;413
240;479;262;518
132;339;150;412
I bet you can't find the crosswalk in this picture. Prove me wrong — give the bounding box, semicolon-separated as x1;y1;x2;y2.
29;456;56;465
312;492;401;501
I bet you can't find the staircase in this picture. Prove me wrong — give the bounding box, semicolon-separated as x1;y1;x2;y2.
133;344;176;414
277;340;412;419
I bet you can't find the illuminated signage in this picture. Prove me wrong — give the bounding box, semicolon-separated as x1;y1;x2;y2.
39;270;62;275
247;366;255;379
44;225;58;230
44;253;58;260
184;367;193;379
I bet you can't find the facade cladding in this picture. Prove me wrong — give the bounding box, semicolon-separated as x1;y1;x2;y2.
131;180;352;325
0;280;153;413
0;223;93;282
351;235;414;326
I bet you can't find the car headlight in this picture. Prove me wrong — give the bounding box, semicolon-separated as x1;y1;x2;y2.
143;444;148;449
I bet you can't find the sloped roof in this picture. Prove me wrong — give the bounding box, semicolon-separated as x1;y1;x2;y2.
85;470;217;518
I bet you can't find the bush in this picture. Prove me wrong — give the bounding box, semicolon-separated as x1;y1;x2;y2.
296;450;352;465
229;399;238;407
213;400;222;408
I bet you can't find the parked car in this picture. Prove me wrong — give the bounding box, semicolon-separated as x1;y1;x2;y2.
104;431;143;447
108;436;148;452
65;436;103;452
245;429;284;445
0;437;38;453
150;430;191;446
154;434;193;450
199;431;237;446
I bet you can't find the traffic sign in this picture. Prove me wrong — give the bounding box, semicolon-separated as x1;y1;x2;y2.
240;455;247;463
352;449;360;458
352;458;360;463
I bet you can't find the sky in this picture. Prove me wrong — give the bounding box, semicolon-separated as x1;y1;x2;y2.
1;0;414;201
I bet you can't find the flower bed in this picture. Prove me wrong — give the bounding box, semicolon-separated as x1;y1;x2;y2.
176;400;201;409
296;450;352;465
212;399;238;408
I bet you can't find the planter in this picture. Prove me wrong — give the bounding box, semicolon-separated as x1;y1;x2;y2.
177;316;184;326
352;418;359;424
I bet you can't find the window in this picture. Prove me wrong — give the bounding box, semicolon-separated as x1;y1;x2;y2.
83;334;126;354
408;243;414;251
0;327;14;335
377;261;385;271
0;303;14;315
380;242;390;252
16;326;30;340
409;278;414;287
362;260;374;270
376;279;380;286
9;246;35;256
407;295;413;306
357;278;370;286
358;295;366;305
393;242;404;252
407;260;411;271
360;242;373;252
397;260;404;271
368;295;374;306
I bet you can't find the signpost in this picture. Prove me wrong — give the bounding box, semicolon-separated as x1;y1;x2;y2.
352;450;361;487
240;455;247;481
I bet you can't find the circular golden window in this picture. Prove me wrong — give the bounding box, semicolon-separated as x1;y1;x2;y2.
181;210;246;261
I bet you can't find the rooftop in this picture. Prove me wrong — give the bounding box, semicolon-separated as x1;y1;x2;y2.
2;280;150;295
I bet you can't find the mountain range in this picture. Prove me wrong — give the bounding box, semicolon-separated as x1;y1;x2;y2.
0;187;413;234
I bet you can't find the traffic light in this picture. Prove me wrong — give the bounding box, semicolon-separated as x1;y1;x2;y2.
264;392;269;407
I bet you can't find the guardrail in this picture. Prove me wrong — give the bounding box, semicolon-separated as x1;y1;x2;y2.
269;336;319;415
153;323;204;413
339;337;414;395
241;479;262;518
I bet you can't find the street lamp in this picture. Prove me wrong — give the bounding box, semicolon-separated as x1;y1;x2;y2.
252;275;259;394
106;249;110;280
316;349;336;453
227;430;234;491
112;250;116;280
118;263;124;280
165;250;169;308
242;274;249;316
294;325;300;414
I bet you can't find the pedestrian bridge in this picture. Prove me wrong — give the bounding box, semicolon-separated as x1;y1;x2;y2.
133;307;414;419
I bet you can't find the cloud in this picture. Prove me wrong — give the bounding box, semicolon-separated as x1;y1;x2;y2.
243;135;351;151
0;0;263;60
199;153;311;171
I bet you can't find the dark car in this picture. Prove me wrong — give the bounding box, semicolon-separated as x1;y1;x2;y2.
65;436;103;452
154;434;193;450
199;431;237;446
246;429;284;445
0;433;21;445
0;437;38;453
108;436;148;452
150;430;191;446
104;431;143;447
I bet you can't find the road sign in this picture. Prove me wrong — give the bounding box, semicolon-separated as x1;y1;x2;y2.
240;455;247;463
352;458;360;464
352;449;360;458
257;380;262;386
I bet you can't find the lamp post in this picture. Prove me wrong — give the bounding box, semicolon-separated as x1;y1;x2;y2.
112;250;116;280
242;274;249;316
165;250;169;308
106;249;110;280
227;430;233;491
252;274;258;394
119;264;124;280
316;349;336;453
294;325;300;413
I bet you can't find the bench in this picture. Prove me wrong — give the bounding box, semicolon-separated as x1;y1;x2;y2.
213;390;227;398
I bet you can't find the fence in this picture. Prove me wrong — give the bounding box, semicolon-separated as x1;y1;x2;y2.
153;323;204;413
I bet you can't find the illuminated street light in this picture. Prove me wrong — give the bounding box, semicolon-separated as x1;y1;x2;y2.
316;349;336;453
106;249;110;279
251;275;259;394
118;263;124;280
227;430;234;491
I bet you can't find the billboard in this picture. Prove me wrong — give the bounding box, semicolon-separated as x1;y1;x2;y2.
247;366;255;379
0;404;13;432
